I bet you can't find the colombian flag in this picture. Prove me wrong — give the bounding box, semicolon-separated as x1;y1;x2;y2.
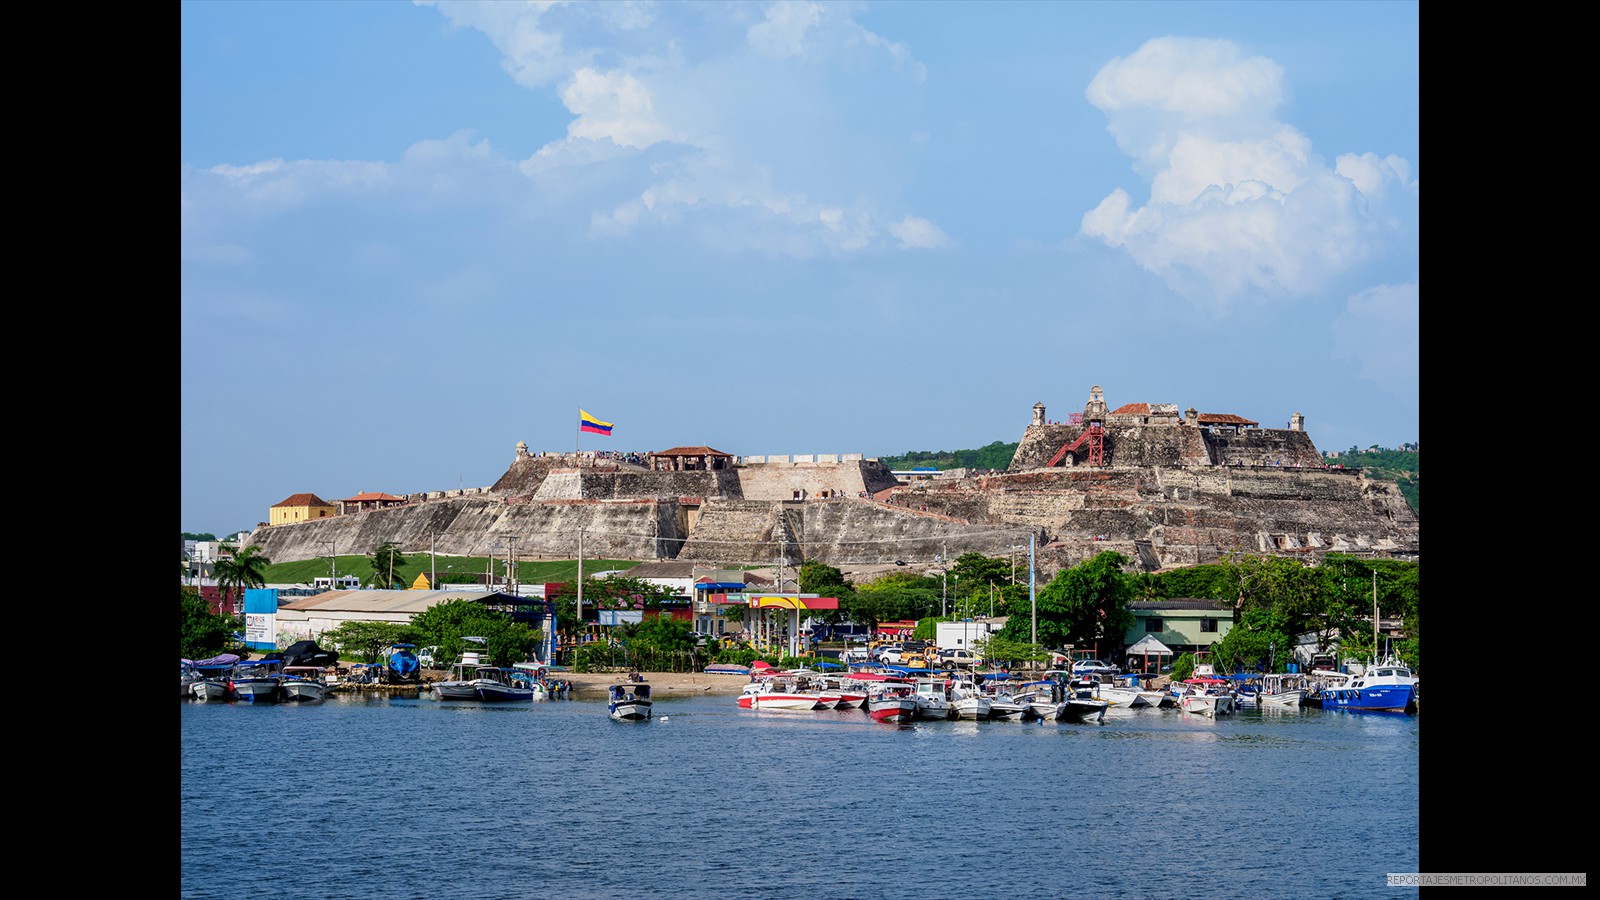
579;409;614;436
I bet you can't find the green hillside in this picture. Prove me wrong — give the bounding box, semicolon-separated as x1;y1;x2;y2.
878;440;1018;471
259;555;640;588
1326;446;1419;514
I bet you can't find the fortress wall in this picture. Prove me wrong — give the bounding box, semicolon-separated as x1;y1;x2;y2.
797;499;1032;564
677;500;788;566
583;469;736;501
1009;424;1077;470
534;471;582;499
245;497;680;565
1207;429;1324;466
735;460;898;501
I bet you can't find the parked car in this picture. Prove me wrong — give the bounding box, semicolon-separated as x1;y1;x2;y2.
939;648;981;669
1071;659;1119;676
416;646;440;668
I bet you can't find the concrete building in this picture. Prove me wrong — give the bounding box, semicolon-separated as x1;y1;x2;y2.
270;493;337;527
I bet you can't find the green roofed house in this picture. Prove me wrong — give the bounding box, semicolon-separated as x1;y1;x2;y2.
1123;599;1235;663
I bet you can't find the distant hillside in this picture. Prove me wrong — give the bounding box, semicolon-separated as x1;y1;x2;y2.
878;441;1018;471
1326;447;1419;514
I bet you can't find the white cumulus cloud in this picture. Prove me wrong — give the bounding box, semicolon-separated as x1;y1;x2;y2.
888;215;950;249
1079;37;1417;305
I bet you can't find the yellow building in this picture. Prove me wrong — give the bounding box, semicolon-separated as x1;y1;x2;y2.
269;492;337;526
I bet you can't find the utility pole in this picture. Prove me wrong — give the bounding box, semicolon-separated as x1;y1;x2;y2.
508;536;518;595
1029;533;1037;670
1372;569;1379;663
430;531;437;589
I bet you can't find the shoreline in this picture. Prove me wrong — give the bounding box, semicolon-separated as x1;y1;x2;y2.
560;670;750;700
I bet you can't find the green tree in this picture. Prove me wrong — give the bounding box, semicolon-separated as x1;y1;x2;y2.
798;560;855;625
977;633;1047;670
612;615;702;672
180;586;234;659
999;551;1134;654
850;574;939;629
366;542;409;588
1207;605;1297;673
1146;563;1235;602
320;620;416;663
213;544;272;609
408;598;542;666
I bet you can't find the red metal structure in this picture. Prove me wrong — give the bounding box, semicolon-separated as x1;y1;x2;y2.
1046;421;1105;467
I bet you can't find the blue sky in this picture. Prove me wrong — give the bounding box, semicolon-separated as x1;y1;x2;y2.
181;1;1419;538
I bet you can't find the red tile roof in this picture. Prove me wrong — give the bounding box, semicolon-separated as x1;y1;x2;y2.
652;446;733;457
1111;403;1151;415
272;493;332;508
339;492;405;502
1197;413;1259;426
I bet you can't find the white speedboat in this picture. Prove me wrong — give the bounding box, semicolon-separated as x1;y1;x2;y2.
738;676;828;711
278;666;329;702
1259;673;1308;708
1094;676;1152;709
1016;680;1067;720
949;677;991;720
608;682;652;720
229;660;284;703
912;677;953;720
1177;678;1236;716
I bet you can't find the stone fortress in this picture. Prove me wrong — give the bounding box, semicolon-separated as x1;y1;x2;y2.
243;385;1418;578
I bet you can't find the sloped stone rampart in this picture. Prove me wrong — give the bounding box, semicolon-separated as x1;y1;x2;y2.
244;496;680;564
796;498;1029;564
677;499;789;567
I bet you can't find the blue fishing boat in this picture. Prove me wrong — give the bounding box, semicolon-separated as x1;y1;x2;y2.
1315;656;1417;713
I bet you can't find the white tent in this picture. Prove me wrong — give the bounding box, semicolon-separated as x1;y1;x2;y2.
1126;635;1174;673
1127;635;1174;656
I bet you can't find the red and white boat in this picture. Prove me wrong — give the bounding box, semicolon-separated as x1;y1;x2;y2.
823;675;868;710
864;680;918;723
737;674;831;712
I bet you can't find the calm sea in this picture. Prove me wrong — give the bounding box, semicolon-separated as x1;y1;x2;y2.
179;692;1419;900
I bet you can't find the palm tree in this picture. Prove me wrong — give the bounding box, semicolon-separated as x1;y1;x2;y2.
366;542;407;588
214;544;272;610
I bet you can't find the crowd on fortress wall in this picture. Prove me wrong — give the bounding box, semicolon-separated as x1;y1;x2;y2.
531;449;651;466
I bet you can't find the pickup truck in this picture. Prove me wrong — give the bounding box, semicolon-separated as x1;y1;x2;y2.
939;648;980;668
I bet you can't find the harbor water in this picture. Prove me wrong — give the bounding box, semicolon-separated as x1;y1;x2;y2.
180;692;1419;899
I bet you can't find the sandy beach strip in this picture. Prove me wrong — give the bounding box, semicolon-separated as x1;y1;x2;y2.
559;670;750;700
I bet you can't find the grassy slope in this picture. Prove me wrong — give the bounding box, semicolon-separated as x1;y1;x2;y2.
262;555;640;588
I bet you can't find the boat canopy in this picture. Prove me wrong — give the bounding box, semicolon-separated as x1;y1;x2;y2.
192;652;241;668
